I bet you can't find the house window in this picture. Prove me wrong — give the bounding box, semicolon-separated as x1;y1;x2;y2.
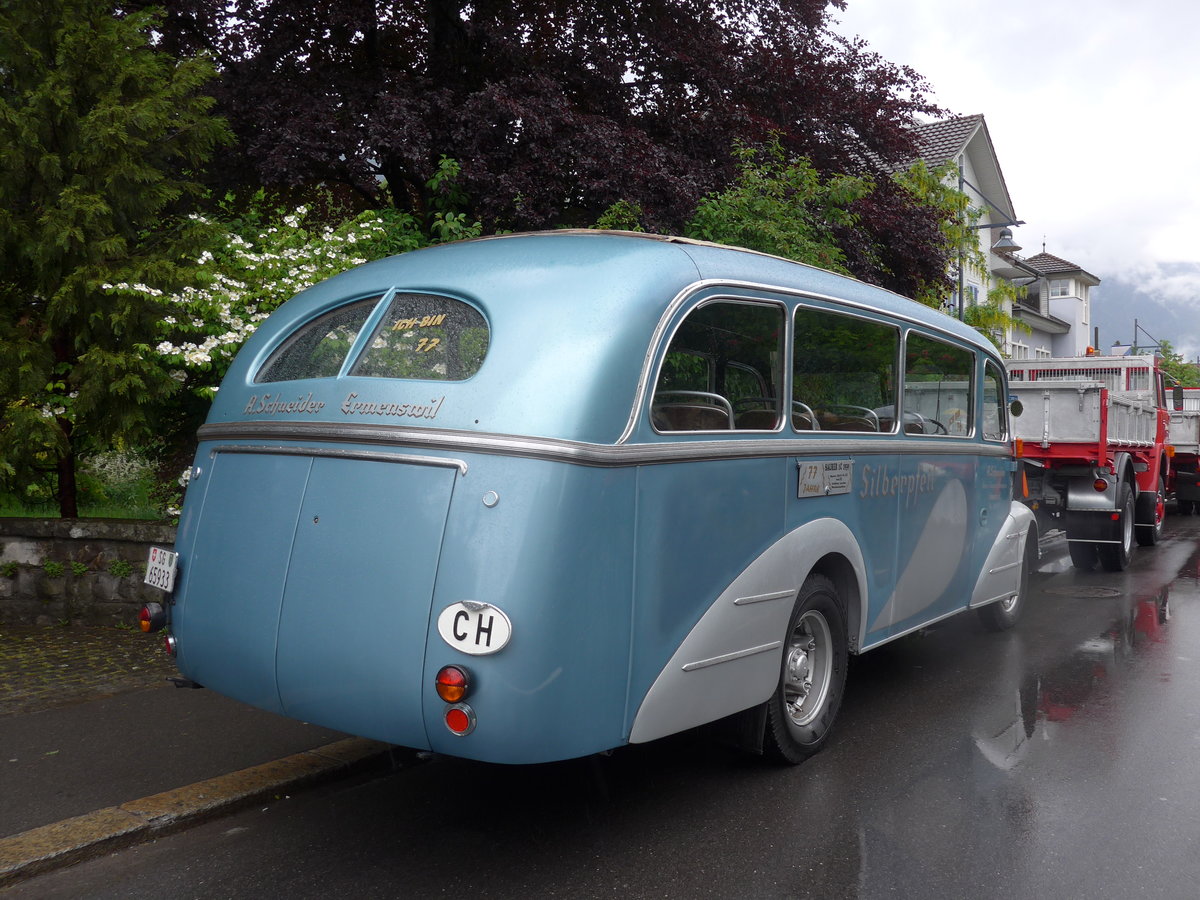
1049;279;1071;298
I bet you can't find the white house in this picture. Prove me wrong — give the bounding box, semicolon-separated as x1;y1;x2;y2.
911;114;1095;358
1005;249;1098;358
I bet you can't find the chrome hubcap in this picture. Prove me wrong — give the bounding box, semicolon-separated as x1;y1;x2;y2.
783;610;832;727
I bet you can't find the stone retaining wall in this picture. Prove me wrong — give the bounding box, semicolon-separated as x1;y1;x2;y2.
0;519;176;626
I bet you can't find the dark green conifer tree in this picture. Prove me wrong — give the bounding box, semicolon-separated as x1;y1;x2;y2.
0;0;230;515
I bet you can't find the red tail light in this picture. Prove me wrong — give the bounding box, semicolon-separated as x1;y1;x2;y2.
138;602;166;633
444;704;476;736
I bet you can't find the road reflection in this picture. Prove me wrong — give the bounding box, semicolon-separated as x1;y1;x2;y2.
847;560;1186;896
976;583;1171;770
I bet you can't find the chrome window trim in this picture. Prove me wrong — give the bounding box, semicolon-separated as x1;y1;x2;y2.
900;326;979;440
199;421;1013;469
254;294;387;385
792;302;903;436
647;295;789;437
620;277;1004;446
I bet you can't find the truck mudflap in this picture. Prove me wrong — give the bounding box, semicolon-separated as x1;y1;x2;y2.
172;446;458;748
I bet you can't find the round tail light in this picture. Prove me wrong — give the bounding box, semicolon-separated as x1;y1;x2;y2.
435;665;470;703
164;633;178;657
139;602;166;633
444;704;476;736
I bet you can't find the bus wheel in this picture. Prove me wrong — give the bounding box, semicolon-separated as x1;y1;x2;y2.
978;533;1031;632
1099;483;1136;571
763;574;848;765
1135;478;1165;547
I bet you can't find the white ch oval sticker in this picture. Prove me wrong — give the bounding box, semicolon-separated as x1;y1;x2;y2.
437;602;513;655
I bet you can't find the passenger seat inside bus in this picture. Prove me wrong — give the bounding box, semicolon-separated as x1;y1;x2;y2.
653;404;733;431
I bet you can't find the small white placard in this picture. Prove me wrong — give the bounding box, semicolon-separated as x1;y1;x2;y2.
797;459;853;499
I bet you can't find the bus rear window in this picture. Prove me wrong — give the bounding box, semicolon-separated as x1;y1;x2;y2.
255;293;489;383
350;293;489;381
256;297;381;383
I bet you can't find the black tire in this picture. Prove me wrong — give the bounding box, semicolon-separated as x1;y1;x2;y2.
1067;540;1098;571
1098;482;1136;571
1135;478;1165;547
763;574;849;765
978;533;1031;632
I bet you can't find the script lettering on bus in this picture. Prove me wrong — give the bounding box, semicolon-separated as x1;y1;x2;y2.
390;313;448;332
339;392;446;420
858;463;939;508
243;392;326;416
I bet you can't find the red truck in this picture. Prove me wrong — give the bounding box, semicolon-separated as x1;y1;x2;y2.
1167;387;1200;514
1005;355;1170;571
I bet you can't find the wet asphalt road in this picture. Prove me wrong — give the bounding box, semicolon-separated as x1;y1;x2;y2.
11;518;1200;899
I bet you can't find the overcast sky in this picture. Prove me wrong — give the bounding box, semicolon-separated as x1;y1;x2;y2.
829;0;1200;326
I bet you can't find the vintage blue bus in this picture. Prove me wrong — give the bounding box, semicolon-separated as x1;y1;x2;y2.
143;231;1036;765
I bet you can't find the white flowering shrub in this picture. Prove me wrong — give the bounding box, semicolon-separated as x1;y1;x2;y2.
105;204;449;400
104;181;480;519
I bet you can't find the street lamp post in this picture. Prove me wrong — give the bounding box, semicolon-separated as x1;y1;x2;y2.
956;170;1024;321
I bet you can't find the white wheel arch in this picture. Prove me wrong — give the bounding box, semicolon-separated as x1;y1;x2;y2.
628;518;867;744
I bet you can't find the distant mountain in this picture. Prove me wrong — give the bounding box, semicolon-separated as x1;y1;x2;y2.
1091;263;1200;362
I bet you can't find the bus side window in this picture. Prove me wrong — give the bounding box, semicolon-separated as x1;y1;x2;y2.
904;333;974;436
982;360;1008;441
653;301;784;432
793;306;899;433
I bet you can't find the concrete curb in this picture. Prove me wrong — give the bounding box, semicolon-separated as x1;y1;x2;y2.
0;737;392;888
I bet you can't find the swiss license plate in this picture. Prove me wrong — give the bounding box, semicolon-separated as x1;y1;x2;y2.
145;547;178;593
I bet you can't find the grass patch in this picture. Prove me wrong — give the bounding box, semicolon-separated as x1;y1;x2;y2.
0;500;162;519
0;451;163;519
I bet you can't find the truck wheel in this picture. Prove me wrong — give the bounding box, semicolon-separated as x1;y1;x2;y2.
1135;478;1165;547
763;574;848;765
1068;541;1098;571
1098;483;1136;571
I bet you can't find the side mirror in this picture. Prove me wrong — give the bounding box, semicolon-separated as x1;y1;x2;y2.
1173;384;1185;411
1009;398;1024;418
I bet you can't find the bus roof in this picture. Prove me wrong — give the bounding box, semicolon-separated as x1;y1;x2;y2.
207;231;996;444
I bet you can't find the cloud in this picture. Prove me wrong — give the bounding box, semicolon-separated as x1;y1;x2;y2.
832;0;1200;278
1126;262;1200;308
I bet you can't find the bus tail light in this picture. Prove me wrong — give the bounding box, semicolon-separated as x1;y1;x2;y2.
445;704;476;736
139;602;166;633
435;665;470;703
164;633;178;657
